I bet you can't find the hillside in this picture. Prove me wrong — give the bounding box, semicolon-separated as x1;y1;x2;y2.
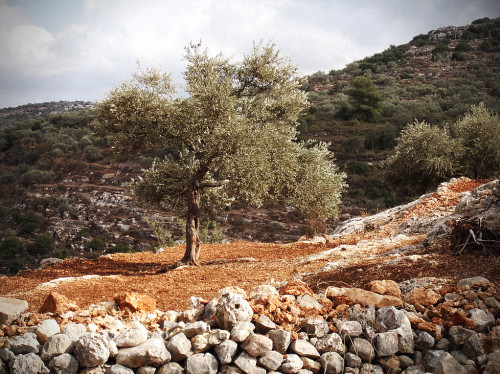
1;17;499;276
300;16;500;216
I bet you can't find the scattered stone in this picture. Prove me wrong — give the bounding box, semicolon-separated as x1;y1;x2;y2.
405;287;442;306
40;333;73;362
36;319;60;344
315;333;345;355
157;362;184;374
468;308;495;331
303;318;330;338
350;338;375;362
457;277;490;290
114;292;157;313
375;331;399;357
107;364;134;374
241;333;273;357
268;329;291;354
367;280;402;298
326;287;402;308
230;322;255;343
216;293;253;331
39;292;79;315
255;314;276;334
166;333;192;362
73;333;110;368
279;353;303;373
290;339;321;359
297;294;323;311
9;352;49;374
47;353;79;374
115;338;171;368
186;352;218;374
9;332;41;355
319;352;344;374
336;320;363;338
115;326;149;348
234;351;257;374
258;350;283;371
214;340;238;365
434;352;467;374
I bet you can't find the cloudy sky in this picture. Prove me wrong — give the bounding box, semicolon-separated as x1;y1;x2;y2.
1;0;499;108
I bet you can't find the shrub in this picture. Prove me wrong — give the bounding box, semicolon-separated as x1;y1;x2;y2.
20;169;55;186
13;210;41;235
8;259;25;274
109;244;132;253
88;238;105;252
385;120;461;194
454;103;500;178
1;237;24;259
26;233;55;256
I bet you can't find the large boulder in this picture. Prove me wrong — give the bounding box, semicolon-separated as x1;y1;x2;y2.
115;338;171;368
216;292;253;331
0;297;28;325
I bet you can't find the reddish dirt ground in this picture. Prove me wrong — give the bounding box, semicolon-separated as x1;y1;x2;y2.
0;178;498;314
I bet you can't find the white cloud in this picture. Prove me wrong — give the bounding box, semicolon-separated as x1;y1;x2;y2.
0;0;499;107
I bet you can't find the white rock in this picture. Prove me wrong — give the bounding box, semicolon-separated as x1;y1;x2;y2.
36;319;60;344
186;353;218;374
0;297;28;324
74;333;110;367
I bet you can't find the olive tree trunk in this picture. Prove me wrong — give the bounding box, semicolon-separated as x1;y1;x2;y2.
179;188;202;266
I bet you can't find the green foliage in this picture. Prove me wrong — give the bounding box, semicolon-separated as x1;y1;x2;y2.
454;103;500;178
345;76;382;122
8;259;25;274
385;120;461;194
26;233;55;256
0;237;24;259
364;123;397;150
13;210;41;235
96;42;345;260
109;243;132;253
20;169;55;186
88;238;105;252
144;218;176;248
432;43;450;61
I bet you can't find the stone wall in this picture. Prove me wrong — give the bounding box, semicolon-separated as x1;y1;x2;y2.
1;277;499;373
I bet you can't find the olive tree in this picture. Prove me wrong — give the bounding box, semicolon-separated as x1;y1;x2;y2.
454;102;500;179
385;120;460;194
96;43;346;265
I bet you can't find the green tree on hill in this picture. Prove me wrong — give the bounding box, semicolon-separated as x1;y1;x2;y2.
385;120;460;194
96;43;346;266
454;102;500;179
345;76;382;122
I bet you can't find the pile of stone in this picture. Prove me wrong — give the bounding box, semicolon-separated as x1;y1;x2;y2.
0;277;499;374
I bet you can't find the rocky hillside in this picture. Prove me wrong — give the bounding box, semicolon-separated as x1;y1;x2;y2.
0;178;499;373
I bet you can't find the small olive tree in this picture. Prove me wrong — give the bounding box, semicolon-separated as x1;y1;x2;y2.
385;120;461;194
454;102;500;179
96;43;346;265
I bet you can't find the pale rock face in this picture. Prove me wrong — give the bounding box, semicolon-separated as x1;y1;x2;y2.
114;327;149;348
0;297;29;325
258;350;284;371
185;353;218;374
279;353;303;374
9;332;41;355
36;319;61;344
214;340;238;365
47;353;79;374
9;352;49;374
240;333;273;357
115;338;171;368
216;292;253;331
290;339;320;359
166;333;192;362
40;333;73;362
74;333;110;367
319;352;344;374
268;329;291;354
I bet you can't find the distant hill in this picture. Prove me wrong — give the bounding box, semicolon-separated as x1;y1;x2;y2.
1;17;499;275
0;101;94;127
299;16;500;216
